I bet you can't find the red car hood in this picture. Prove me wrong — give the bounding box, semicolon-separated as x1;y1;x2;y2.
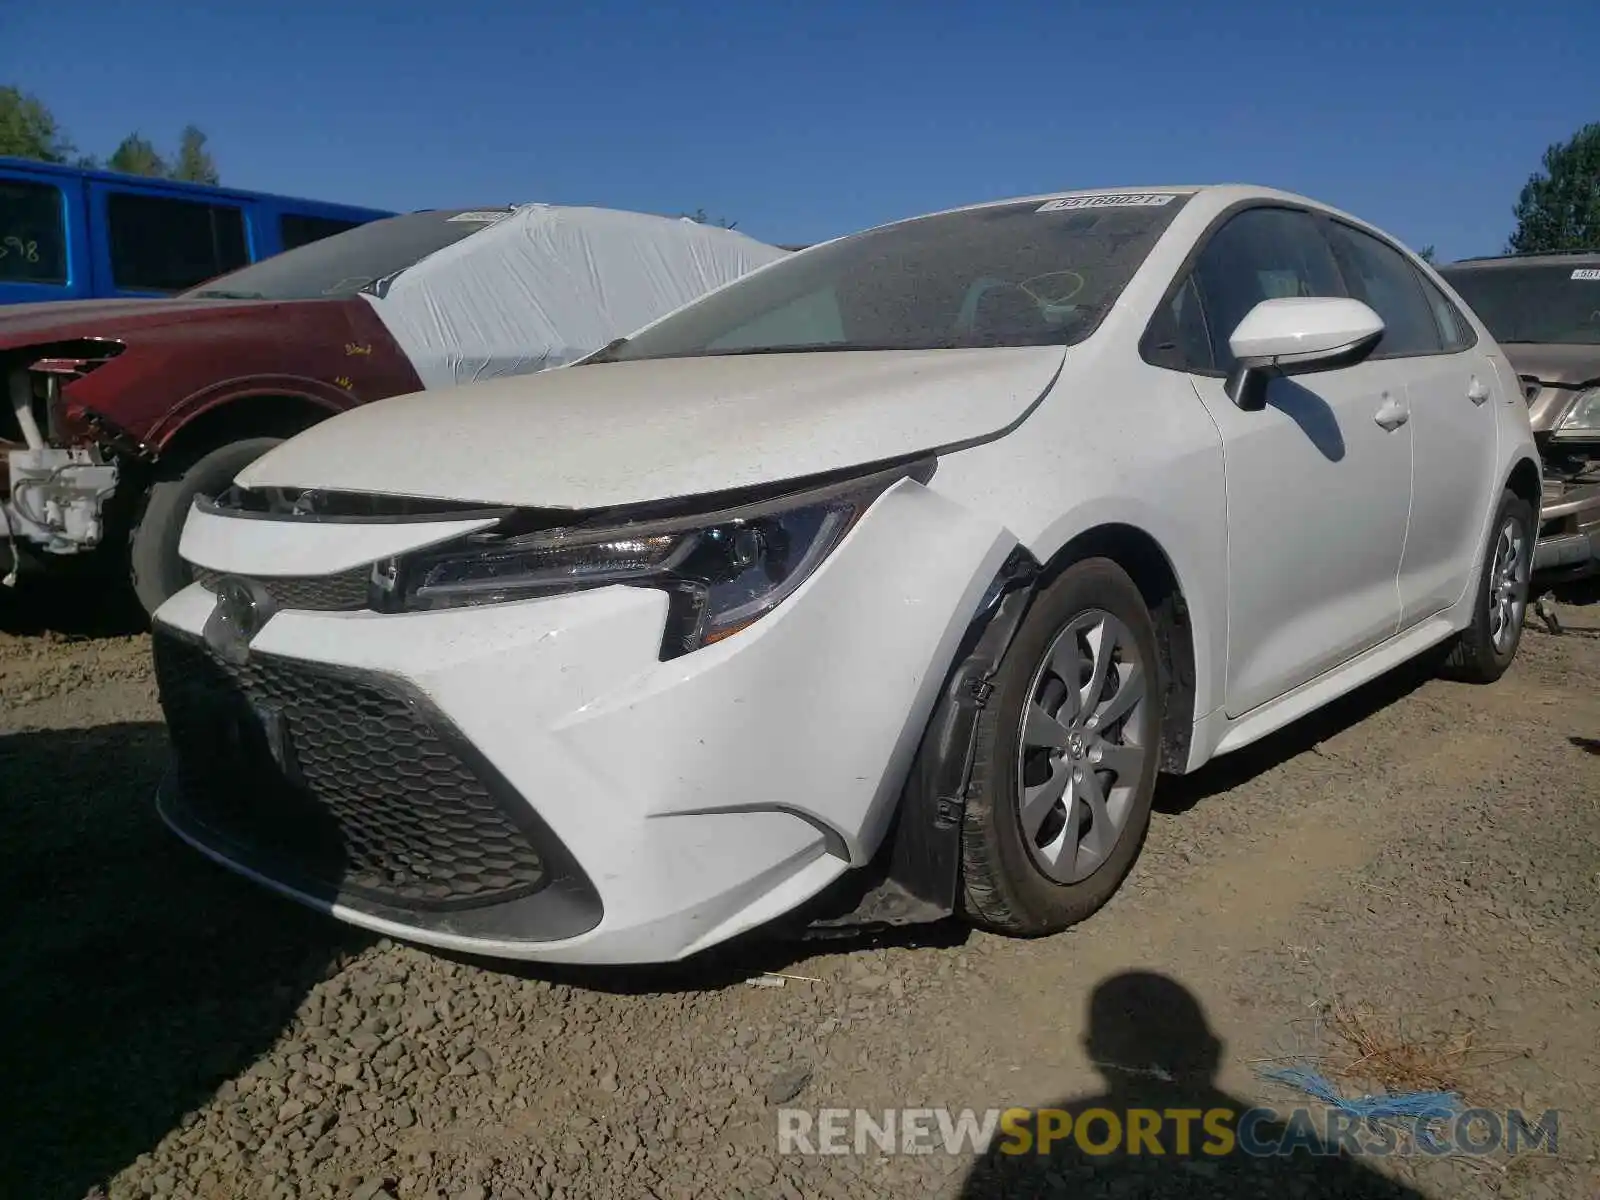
0;296;285;349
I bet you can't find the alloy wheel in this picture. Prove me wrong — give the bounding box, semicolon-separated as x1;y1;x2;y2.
1015;609;1151;885
1488;516;1529;655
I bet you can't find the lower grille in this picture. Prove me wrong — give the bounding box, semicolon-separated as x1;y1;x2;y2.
191;565;370;612
152;630;548;910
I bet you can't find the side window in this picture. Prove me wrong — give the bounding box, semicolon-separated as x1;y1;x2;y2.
107;193;249;292
1325;222;1442;358
1190;207;1345;372
280;213;362;251
1413;269;1477;352
0;179;68;284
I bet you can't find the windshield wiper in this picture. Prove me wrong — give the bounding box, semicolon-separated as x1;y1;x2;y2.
189;289;267;300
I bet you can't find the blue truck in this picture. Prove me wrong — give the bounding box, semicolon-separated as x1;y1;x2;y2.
0;157;394;305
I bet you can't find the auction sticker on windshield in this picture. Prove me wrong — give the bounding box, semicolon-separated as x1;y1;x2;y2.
1573;269;1600;280
1037;193;1178;212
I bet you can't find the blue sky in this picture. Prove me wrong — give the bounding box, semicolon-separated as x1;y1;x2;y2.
4;0;1593;260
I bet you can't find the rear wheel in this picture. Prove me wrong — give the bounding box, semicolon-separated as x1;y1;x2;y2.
128;436;283;616
1439;489;1534;684
960;558;1165;935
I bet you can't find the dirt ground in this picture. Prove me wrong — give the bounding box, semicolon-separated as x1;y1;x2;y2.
2;585;1597;1200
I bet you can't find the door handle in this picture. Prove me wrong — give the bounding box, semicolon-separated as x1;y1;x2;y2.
1467;376;1491;405
1374;396;1409;431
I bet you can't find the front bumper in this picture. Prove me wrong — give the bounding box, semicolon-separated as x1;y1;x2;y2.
151;481;1013;964
1533;479;1600;577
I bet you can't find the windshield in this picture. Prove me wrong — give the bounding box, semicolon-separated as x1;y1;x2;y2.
605;194;1191;362
181;209;512;301
1439;263;1600;345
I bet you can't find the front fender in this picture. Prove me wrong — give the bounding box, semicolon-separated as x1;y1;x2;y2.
1029;493;1228;726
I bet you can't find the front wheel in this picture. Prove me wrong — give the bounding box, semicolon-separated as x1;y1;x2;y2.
960;558;1165;936
128;436;284;617
1439;488;1535;684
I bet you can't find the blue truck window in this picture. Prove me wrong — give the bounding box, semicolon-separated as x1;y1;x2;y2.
1;178;68;285
0;157;396;303
107;192;250;292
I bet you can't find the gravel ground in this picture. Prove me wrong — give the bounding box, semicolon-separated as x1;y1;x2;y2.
2;585;1597;1200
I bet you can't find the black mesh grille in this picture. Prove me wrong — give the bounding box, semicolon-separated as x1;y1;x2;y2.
191;565;370;612
152;630;548;910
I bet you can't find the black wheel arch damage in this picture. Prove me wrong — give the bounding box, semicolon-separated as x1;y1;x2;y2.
801;523;1198;935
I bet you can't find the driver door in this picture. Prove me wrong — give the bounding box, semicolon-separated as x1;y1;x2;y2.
1170;206;1413;717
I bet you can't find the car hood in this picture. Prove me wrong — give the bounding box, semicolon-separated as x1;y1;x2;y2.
1500;342;1600;389
0;296;290;349
238;346;1067;508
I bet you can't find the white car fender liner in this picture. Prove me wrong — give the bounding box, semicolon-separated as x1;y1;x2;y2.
802;544;1043;932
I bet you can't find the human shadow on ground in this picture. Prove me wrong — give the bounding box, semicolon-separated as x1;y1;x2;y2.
958;970;1427;1199
0;722;367;1200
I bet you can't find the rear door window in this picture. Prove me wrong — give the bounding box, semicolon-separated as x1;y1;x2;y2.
0;179;68;285
107;192;249;292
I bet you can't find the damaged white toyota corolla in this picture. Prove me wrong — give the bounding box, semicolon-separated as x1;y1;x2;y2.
151;185;1540;964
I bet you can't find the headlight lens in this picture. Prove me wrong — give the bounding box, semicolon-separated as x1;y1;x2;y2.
1554;388;1600;438
393;460;932;658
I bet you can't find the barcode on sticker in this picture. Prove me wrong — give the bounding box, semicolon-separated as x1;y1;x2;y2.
1037;193;1177;212
1572;268;1600;280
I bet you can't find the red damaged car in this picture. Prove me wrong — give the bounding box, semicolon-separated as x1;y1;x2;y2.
0;205;786;613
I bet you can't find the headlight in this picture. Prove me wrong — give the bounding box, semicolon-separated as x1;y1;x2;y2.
391;459;933;658
1553;388;1600;439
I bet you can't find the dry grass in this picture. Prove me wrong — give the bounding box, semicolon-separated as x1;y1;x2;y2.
1321;997;1533;1099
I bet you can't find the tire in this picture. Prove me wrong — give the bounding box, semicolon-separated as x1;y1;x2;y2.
960;557;1166;936
129;436;283;616
1439;488;1535;684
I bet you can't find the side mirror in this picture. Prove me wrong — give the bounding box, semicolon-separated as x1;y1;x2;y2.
1224;297;1384;411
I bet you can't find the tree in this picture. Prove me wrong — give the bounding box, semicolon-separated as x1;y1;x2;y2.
1508;122;1600;254
0;85;75;163
107;133;168;179
680;207;738;230
1;86;222;182
172;125;219;185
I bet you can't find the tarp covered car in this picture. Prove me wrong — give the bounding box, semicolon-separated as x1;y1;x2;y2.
0;204;789;613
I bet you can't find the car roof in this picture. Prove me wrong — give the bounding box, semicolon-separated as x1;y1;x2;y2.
1441;250;1600;270
844;184;1380;241
922;183;1319;216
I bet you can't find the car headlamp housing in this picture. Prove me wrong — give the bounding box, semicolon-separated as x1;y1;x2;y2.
1552;387;1600;441
387;459;934;659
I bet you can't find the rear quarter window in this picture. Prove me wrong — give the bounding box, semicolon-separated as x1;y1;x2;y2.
1414;270;1478;352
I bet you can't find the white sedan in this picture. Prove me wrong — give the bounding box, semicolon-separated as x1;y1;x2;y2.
150;185;1540;964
